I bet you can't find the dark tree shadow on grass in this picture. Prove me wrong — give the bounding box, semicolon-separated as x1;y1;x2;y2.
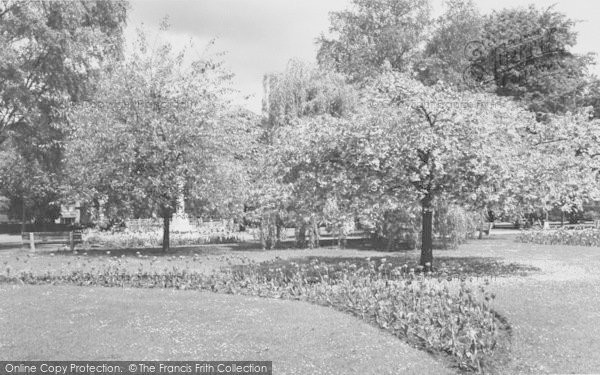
253;255;541;279
267;237;485;252
46;242;262;258
242;237;422;252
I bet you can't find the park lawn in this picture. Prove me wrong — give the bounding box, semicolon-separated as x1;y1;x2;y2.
0;238;541;281
0;242;437;281
0;284;454;375
489;278;600;374
437;235;600;374
3;234;600;374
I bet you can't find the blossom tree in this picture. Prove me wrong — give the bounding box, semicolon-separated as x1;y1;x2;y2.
516;109;600;218
354;72;538;265
65;26;256;251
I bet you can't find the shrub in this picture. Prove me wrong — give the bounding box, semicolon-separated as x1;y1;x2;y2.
436;204;480;249
516;228;600;247
82;229;242;249
370;208;421;251
370;204;481;251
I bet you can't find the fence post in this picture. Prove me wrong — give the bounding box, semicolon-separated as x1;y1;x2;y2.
69;231;74;251
29;232;35;251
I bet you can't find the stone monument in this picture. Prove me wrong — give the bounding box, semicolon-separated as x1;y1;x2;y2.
170;184;195;233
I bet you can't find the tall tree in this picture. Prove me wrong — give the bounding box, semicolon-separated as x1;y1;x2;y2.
0;142;60;228
262;59;357;132
517;109;600;216
0;0;127;222
417;0;483;87
316;0;431;81
270;115;355;248
252;60;357;248
65;27;254;251
467;5;596;116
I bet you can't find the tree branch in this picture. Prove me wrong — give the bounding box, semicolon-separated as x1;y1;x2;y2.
534;138;568;146
418;105;436;127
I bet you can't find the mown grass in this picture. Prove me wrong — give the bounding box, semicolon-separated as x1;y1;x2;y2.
1;247;526;373
5;234;598;374
0;284;454;375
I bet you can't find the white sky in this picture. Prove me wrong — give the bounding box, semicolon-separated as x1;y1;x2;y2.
127;0;600;114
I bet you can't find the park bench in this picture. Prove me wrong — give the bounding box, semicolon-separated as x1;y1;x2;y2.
491;222;514;229
21;231;83;251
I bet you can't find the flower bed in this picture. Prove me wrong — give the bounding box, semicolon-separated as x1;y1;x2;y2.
516;228;600;247
82;229;243;249
3;256;505;373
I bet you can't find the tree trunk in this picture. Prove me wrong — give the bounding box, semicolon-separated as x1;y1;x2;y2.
259;220;266;250
295;219;307;248
267;214;275;249
386;230;393;251
308;216;320;248
21;198;26;233
260;213;279;250
337;222;347;249
162;215;170;252
420;197;433;266
276;217;282;243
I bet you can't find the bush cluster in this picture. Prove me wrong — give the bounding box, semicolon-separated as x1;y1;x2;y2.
82;229;242;248
436;205;481;248
370;204;482;251
516;228;600;247
4;256;502;372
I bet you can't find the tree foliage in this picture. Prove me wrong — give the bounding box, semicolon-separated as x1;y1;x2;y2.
0;0;127;223
472;5;596;116
0;0;127;144
340;71;537;263
262;66;600;261
418;0;483;87
248;60;358;248
262;59;357;132
518;109;600;213
317;0;431;81
0;142;60;224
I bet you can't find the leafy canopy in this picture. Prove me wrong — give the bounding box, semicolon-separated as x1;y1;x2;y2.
317;0;431;81
65;26;255;224
0;0;127;222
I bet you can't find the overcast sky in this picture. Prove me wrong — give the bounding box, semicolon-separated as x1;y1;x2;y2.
126;0;600;113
